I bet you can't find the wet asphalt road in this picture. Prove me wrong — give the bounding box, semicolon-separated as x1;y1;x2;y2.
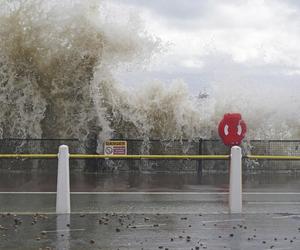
1;192;300;214
0;171;300;214
0;170;300;249
1;213;300;250
0;171;300;192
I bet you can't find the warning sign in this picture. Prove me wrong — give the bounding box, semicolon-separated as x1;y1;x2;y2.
104;141;127;155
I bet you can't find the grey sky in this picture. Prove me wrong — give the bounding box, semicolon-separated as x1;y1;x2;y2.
110;0;300;94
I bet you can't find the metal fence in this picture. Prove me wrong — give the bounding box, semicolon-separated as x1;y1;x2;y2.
0;138;89;170
242;140;300;171
112;139;300;172
0;138;300;171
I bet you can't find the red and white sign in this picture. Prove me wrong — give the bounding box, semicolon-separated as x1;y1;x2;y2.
218;113;247;146
104;141;127;155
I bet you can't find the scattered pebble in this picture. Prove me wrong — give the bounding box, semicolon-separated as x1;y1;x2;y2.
14;218;22;225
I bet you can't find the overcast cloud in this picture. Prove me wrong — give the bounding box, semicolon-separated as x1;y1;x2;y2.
111;0;300;94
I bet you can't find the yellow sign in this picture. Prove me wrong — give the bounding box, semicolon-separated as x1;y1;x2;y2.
104;141;127;155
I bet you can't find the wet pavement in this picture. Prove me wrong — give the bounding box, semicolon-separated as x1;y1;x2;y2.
1;170;300;192
0;170;300;249
1;213;300;249
1;192;300;214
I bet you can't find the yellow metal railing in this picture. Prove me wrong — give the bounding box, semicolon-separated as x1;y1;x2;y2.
0;154;57;159
0;154;229;160
69;154;229;159
246;155;300;160
0;154;299;160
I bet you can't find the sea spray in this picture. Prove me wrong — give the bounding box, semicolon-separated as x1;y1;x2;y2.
0;0;299;161
213;81;300;140
94;77;212;141
0;0;159;151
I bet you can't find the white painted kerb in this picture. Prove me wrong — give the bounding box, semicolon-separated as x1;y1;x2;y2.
229;146;242;213
56;145;70;214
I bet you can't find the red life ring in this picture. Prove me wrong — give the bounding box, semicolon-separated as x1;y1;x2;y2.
218;113;247;146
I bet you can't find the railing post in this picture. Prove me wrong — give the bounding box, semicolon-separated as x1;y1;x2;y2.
229;146;242;213
56;145;70;214
197;139;203;175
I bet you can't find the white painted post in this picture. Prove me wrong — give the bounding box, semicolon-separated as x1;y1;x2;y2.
56;145;70;214
56;214;70;249
229;146;242;213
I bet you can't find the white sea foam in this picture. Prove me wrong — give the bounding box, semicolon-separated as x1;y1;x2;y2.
0;0;299;149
